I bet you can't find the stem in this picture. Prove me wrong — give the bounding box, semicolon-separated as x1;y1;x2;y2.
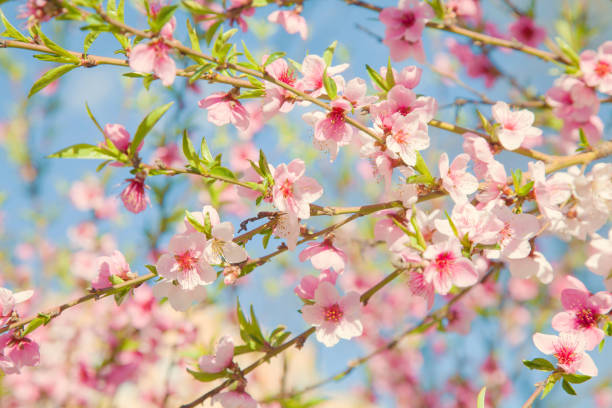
522;381;546;408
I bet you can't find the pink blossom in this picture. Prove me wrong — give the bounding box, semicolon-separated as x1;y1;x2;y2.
150;143;184;168
229;142;258;172
302;99;354;161
422;237;478;295
491;206;539;260
475;160;508;207
407;270;435;309
507;251;553;283
0;333;40;374
156;232;216;290
529;161;572;221
103;124;131;152
91;250;135;290
199;336;234;373
434;203;504;246
198;92;250;131
272;159;323;220
262;58;298;115
226;0;254;32
213;390;258;408
299;239;347;272
545;76;600;122
586;230;612;278
120;174;150;214
559;116;604;154
462;132;494;179
386;113;430;166
533;332;598;376
128;19;176;86
268;10;308;40
341;77;377;109
552;279;612;350
297;55;348;98
508;17;546;47
438;153;478;204
380;65;422;89
580;41;612;94
446;0;481;23
0;288;33;324
273;213;301;251
69;178;104;211
151;279;207;311
18;0;62;26
295;269;338;300
238;102;265;140
302;281;363;347
380;0;433;62
492;101;542;150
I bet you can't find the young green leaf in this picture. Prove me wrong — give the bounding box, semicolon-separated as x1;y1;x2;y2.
322;69;337;100
323;40;338;66
28;64;77;98
365;64;387;91
263;51;286;68
561;379;577;396
186;18;202;54
0;9;30;42
522;358;555;371
476;387;486;408
130;102;174;155
83;31;100;54
187;368;229;382
563;373;591;384
48;144;118;160
385;57;395;89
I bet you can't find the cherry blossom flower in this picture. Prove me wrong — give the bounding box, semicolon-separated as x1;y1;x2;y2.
491;206;539;260
462;132;495;179
299;239;347;272
438;153;478;204
507;251;553;284
156;232;216;290
435;203;504;246
18;0;63;26
533;332;598;376
268;10;308;40
226;0;254;32
407;270;435;309
545;76;600;122
151;279;207;311
0;333;40;374
0;288;33;324
303;98;354;161
150;143;184;168
262;58;299;115
340;77;377;109
492;101;542;150
476;160;508;207
552;277;612;350
508;17;546;47
586;229;612;278
297;55;348;98
120;174;150;214
198;92;250;131
69;178;105;211
199;336;234;373
205;219;248;265
229;142;258;172
213;390;258;408
103;124;131;152
129;18;176;86
580;41;612;94
380;0;433;62
422;237;478;295
528;161;572;221
273;213;301;251
302;282;363;347
91;250;136;290
446;0;482;23
295;269;338;300
386;113;430;166
272;159;323;220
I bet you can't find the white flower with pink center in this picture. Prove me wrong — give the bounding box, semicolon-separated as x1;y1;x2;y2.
299;239;347;272
295;269;338;300
529;161;573;221
439;153;478;204
297;54;348;98
199;336;234;373
533;331;598;376
491;206;539;260
580;41;612;95
0;288;33;325
507;251;553;283
422;238;478;295
380;0;433;62
301;281;363;347
151;279;207;311
272;159;323;220
546;76;600;122
586;229;612;278
552;277;612;350
386;113;430;166
303;99;354;162
492;101;542;150
156;232;216;290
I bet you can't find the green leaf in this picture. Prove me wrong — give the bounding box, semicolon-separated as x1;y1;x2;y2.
187;368;228;382
476;386;486;408
83;31;100;54
150;5;178;32
186;18;202;54
522;358;555;371
366;64;387;91
182;130;198;165
563;374;591;384
444;211;460;239
28;64;77;98
205;20;222;46
322;69;337;100
541;378;556;399
48;144;118;160
34;27;79;63
323;40;338;66
263;51;286;68
517;180;534;197
185;210;209;235
604;321;612;336
385;57;395;89
555;36;580;67
242;40;259;69
425;0;445;19
414;151;433;179
512;169;522;192
0;9;30;42
85;102;106;137
144;264;158;275
476;109;494;136
130;102;174;156
561;379;576;395
210;166;236;181
22;314;51;337
258;149;272;180
200;135;213;164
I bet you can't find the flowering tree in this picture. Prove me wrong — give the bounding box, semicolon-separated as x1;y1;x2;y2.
1;0;612;407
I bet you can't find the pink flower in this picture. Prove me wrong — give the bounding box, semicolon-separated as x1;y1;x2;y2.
152;279;207;311
341;77;377;109
297;55;348;98
0;333;40;374
422;238;478;295
462;132;494;179
213;390;258;408
552;279;612;350
129;19;176;87
229;142;258;173
0;288;33;324
69;178;104;211
380;0;433;62
302;281;363;347
446;0;481;23
439;153;478;204
545;76;600;122
533;332;598;376
262;58;298;115
199;336;234;373
580;41;612;95
379;65;422;89
120;174;150;214
91;250;135;290
156;232;216;290
150;143;184;168
202;206;249;265
386;113;430;166
586;229;612;277
507;251;553;283
435;203;503;246
492;206;539;260
273;213;301;251
508;17;546;47
198;92;250;131
272;159;323;220
303;99;354;161
407;269;435;309
104;124;131;152
528;161;572;221
492;101;542;150
226;0;254;32
299;240;347;272
295;269;338;300
268;10;308;40
18;0;63;26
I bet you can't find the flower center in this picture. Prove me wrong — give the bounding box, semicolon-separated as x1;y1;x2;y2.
175;250;198;272
434;251;454;274
279;179;293;198
521;25;534;39
499;222;514;245
393;130;409;144
328;107;346;125
324;303;344;322
278;69;296;86
402;11;416;28
398;106;413;116
554;344;578;367
575;307;597;328
594;60;611;78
